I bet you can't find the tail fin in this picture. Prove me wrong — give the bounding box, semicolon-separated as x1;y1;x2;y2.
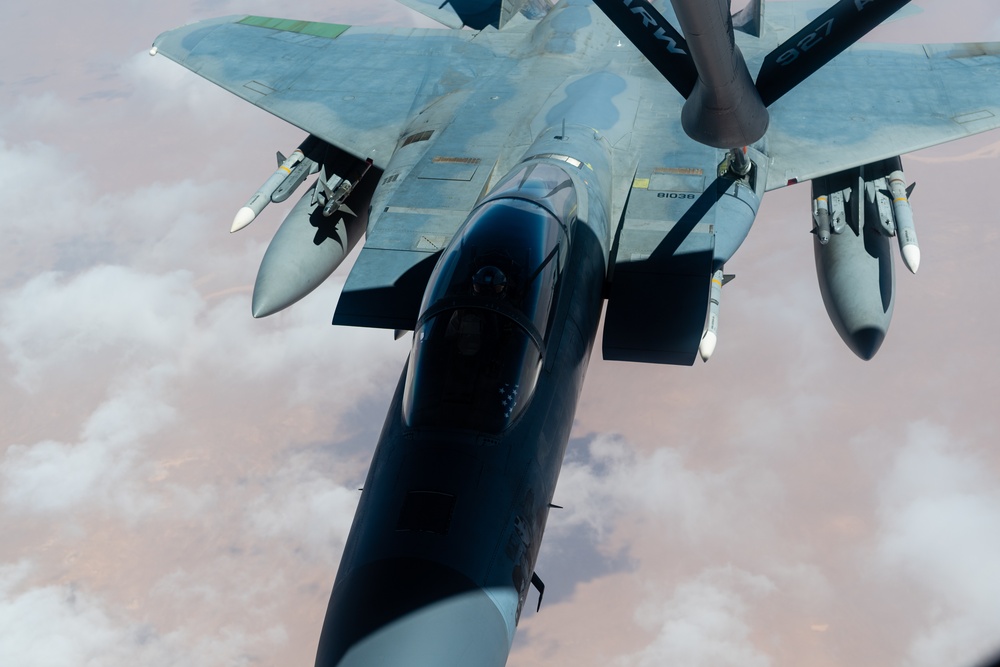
395;0;548;29
733;0;763;38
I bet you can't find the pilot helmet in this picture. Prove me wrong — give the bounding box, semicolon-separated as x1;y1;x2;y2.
472;265;508;296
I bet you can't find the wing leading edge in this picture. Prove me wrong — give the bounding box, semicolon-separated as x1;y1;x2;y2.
151;16;490;170
764;41;1000;189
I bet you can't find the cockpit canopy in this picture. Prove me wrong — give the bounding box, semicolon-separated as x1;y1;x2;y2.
403;163;577;434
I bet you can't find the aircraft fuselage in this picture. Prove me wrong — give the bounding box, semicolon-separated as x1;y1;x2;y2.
315;125;613;666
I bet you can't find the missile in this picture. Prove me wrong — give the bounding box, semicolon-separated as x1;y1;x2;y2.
699;270;729;362
887;169;920;274
272;154;318;203
314;158;373;219
813;195;832;245
829;190;847;234
870;177;896;236
232;148;310;233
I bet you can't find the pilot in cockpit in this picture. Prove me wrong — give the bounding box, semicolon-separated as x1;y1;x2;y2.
447;265;509;356
471;265;508;297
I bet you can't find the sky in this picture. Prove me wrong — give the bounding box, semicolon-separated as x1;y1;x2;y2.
2;1;1000;666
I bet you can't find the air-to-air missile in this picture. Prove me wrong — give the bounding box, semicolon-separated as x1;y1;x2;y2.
811;181;847;245
886;164;920;274
231;138;321;232
314;158;373;219
699;270;724;361
698;271;736;362
812;194;833;245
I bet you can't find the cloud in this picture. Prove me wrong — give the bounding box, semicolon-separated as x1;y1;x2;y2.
245;451;361;562
1;372;175;516
184;281;408;402
122;51;259;129
553;434;785;558
0;559;288;667
0;265;202;390
0;93;73;139
620;567;775;667
0;138;90;240
873;422;1000;667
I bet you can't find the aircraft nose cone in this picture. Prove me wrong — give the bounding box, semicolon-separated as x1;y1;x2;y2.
316;557;512;667
250;273;292;318
847;326;886;360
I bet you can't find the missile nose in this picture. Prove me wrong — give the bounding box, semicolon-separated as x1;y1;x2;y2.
901;244;920;274
231;206;257;233
698;331;717;361
847;326;886;360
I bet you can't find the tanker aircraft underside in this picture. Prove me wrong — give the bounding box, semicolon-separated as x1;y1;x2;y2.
152;1;1000;665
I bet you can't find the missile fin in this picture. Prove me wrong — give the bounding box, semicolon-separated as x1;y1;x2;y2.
531;572;545;613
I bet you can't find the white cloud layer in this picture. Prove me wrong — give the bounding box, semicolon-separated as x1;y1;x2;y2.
1;266;201;389
874;423;1000;667
246;452;361;562
622;568;774;667
2;375;175;515
0;560;288;667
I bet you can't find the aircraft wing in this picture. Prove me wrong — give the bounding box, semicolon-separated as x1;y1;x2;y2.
765;41;1000;189
151;16;489;170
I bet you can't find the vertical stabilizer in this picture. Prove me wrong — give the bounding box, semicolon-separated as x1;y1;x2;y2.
733;0;763;38
394;0;546;29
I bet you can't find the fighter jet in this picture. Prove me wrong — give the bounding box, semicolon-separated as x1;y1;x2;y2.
151;1;1000;664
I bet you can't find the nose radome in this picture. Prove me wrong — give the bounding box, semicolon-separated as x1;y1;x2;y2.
315;558;512;667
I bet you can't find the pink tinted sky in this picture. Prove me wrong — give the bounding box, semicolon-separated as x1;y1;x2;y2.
2;1;1000;666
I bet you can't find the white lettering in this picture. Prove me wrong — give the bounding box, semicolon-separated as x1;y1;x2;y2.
630;6;657;29
653;27;686;54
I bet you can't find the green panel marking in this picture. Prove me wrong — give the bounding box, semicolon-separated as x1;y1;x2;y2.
238;16;350;39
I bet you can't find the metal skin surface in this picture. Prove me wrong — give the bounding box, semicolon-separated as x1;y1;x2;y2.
319;171;608;666
313;127;611;665
252;171;374;318
149;1;1000;664
813;213;895;360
